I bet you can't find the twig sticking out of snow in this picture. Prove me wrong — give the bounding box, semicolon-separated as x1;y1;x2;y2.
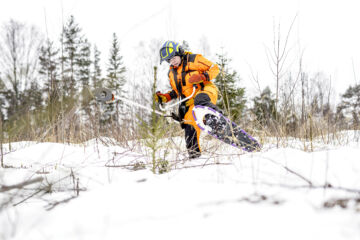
0;177;43;192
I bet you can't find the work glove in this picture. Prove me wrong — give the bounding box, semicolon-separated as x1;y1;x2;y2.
155;91;171;104
188;74;206;84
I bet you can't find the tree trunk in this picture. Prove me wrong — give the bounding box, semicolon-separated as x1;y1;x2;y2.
301;72;305;125
0;117;3;167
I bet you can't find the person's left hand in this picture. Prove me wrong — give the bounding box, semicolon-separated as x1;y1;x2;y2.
155;91;171;103
188;74;206;84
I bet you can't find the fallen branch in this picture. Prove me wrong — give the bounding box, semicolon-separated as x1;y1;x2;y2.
0;177;43;192
45;196;77;211
262;156;313;186
260;181;360;194
13;189;43;206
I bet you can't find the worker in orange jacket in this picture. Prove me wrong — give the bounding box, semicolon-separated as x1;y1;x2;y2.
155;41;222;159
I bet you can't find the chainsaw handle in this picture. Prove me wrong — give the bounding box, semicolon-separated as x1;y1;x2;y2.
159;86;196;111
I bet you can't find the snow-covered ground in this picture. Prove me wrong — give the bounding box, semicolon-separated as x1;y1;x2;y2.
1;133;360;240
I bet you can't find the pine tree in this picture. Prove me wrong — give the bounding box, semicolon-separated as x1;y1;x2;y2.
0;77;3;166
61;15;82;100
92;45;103;90
22;81;43;111
251;86;277;127
39;40;60;139
0;76;5;120
77;38;91;90
39;40;60;105
90;45;103;135
77;38;92;115
214;51;246;121
104;33;126;124
13;80;44;140
139;66;170;174
106;33;126;94
337;84;360;128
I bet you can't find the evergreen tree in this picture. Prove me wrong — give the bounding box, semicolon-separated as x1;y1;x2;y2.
100;33;126;126
61;15;82;100
77;38;92;114
90;45;103;134
92;45;103;90
39;40;60;102
139;66;170;174
214;51;246;120
3;90;16;122
251;86;277;127
106;33;126;94
337;84;360;128
22;81;43;111
12;80;44;140
0;76;5;120
77;38;91;89
39;40;60;140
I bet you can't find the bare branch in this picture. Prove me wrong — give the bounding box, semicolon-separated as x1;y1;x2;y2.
279;14;298;62
0;177;43;192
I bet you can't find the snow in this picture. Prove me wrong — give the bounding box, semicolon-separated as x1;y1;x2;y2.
1;133;360;240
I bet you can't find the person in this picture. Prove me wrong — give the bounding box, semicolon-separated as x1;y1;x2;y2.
155;40;222;159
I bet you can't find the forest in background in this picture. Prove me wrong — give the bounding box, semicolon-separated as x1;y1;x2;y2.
0;16;359;153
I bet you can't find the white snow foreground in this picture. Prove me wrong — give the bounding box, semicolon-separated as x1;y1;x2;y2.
1;137;360;240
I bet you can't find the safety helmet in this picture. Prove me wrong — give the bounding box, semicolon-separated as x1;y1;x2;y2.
159;41;184;64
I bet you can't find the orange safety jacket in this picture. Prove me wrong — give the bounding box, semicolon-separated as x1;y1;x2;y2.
166;53;220;107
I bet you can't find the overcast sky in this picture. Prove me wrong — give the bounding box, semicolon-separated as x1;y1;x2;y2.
1;0;359;101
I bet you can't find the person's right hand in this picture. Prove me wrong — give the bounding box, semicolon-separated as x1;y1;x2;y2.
188;74;206;84
155;91;171;103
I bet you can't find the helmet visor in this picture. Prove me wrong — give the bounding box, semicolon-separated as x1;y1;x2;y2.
160;47;176;63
